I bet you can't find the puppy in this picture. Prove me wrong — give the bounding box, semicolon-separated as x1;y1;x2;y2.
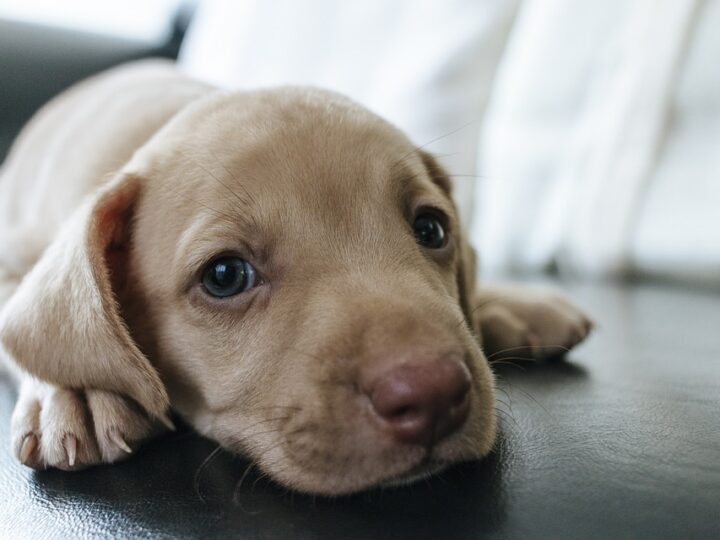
0;60;591;495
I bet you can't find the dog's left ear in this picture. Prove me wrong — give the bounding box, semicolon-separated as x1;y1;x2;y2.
0;173;169;419
419;151;479;330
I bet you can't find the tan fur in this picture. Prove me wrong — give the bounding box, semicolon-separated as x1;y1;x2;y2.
0;60;591;494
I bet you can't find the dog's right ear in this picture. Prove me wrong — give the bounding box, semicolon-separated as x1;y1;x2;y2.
0;173;169;419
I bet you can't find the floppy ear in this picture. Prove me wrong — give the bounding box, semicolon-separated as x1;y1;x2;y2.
0;173;169;419
419;151;480;332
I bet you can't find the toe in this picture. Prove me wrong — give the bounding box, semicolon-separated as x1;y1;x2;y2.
86;390;158;463
11;380;45;469
39;388;100;470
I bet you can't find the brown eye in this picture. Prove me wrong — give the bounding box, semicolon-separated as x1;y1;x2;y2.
413;214;446;249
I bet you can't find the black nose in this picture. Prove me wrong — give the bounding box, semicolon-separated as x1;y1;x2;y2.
367;360;471;446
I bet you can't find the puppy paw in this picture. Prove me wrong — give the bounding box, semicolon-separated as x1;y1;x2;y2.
11;379;167;471
85;389;168;463
475;287;593;360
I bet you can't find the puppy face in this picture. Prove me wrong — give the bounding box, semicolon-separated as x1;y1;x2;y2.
117;89;496;494
1;88;495;494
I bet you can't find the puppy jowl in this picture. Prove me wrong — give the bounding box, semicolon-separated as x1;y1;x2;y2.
0;60;592;495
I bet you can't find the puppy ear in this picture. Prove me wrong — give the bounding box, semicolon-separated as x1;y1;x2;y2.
0;173;169;419
419;151;479;330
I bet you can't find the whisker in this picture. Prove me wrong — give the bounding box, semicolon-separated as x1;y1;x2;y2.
494;407;519;428
511;385;550;415
487;344;570;360
166;150;259;229
251;471;269;493
495;398;513;414
498;377;554;421
391;120;479;172
194;445;224;502
428;151;461;159
204;148;262;225
495;386;514;407
233;461;262;511
184;154;250;206
490;355;540;365
179;153;261;231
489;359;529;372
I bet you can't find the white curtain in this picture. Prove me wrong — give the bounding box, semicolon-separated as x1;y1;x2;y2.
474;0;719;283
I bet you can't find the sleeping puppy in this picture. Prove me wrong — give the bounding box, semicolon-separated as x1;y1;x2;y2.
0;60;591;495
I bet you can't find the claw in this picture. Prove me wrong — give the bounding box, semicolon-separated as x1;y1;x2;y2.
64;434;77;467
108;428;132;454
19;433;38;464
158;413;176;432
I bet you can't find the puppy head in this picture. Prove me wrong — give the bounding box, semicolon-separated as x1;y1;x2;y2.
1;88;495;494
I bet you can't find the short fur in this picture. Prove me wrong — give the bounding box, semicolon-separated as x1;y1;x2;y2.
0;60;591;495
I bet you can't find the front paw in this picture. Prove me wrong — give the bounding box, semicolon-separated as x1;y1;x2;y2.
476;287;593;360
11;379;168;471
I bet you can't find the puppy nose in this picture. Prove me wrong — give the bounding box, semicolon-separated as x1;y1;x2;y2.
367;360;471;446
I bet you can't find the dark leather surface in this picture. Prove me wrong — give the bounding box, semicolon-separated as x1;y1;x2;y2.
1;280;719;539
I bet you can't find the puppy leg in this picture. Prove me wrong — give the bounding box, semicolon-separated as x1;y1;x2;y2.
11;375;167;470
473;285;593;360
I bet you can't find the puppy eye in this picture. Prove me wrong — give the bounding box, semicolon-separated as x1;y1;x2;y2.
413;213;446;249
202;256;258;298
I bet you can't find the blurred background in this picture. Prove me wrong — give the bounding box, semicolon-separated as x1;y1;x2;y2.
0;0;717;287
